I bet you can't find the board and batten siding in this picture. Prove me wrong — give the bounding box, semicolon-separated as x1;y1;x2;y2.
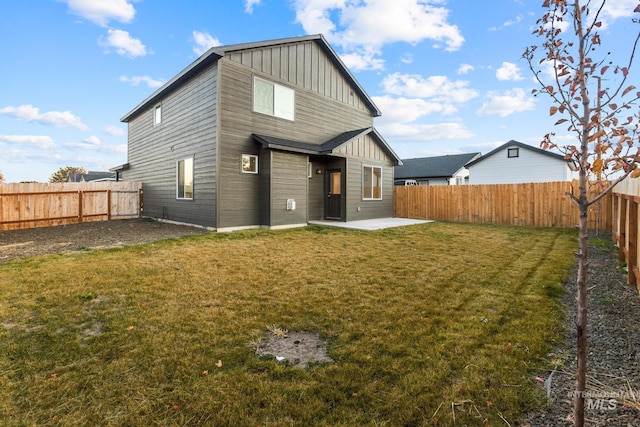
468;146;572;185
226;41;370;115
124;63;218;228
340;134;395;221
216;48;374;228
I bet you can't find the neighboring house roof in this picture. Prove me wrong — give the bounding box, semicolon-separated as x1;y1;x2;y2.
67;171;116;182
466;140;571;168
253;127;403;166
394;152;481;179
121;34;381;123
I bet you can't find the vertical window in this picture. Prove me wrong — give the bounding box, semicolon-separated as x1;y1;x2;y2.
154;104;162;125
177;157;193;199
253;77;295;121
363;166;382;200
242;154;258;174
508;147;519;158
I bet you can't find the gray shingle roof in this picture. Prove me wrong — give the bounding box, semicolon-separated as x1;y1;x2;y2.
253;128;402;165
394;152;481;179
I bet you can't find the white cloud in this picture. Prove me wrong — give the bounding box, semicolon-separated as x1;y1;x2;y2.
400;53;413;64
381;73;478;104
245;0;262;14
373;96;457;124
64;0;135;27
191;31;221;56
0;134;56;149
100;29;146;58
119;75;165;88
496;62;524;81
339;51;385;71
378;122;475;141
490;14;523;31
457;63;474;75
293;0;464;70
601;0;639;21
0;104;88;130
476;88;536;117
103;125;125;136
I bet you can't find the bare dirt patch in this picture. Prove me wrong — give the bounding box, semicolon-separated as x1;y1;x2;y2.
256;328;333;368
0;218;207;263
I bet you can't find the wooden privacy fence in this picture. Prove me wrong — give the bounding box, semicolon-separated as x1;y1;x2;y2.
394;181;612;231
612;175;640;291
0;182;142;231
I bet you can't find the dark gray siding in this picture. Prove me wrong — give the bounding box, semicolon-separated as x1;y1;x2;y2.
269;151;308;226
307;158;324;220
339;134;395;221
123;63;218;227
217;48;373;229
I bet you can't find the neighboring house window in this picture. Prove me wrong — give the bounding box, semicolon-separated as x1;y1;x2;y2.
363;166;382;200
508;147;519;158
154;104;162;125
253;77;295;121
242;154;258;174
177;157;194;199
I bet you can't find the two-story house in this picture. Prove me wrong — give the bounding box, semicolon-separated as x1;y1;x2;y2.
114;34;401;231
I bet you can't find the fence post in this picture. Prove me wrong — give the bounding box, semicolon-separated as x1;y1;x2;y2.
78;191;83;223
107;190;112;221
138;188;143;218
627;199;638;286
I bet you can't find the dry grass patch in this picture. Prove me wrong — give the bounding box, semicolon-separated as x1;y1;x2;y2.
0;222;576;425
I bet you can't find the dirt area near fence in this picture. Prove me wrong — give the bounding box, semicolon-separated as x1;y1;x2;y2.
0;218;208;263
524;232;640;426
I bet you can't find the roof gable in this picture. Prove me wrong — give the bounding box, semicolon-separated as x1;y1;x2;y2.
121;34;380;122
395;153;481;179
466;140;569;168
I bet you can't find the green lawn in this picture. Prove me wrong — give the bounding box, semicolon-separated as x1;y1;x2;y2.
0;222;577;426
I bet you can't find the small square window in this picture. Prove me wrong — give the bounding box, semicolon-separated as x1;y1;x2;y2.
242;154;258;174
507;147;519;158
154;104;162;125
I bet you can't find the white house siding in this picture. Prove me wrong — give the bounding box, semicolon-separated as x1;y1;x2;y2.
468;147;571;184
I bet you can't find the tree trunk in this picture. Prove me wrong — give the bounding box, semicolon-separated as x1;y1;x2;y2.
574;165;589;427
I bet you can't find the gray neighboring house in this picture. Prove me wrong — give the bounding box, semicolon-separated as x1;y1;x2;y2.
394;153;481;186
116;34;401;231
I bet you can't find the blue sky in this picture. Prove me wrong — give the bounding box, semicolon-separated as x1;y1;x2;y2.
1;0;638;182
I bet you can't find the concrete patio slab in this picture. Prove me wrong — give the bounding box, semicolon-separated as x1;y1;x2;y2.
308;218;432;231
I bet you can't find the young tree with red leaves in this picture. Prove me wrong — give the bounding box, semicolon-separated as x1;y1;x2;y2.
524;1;640;425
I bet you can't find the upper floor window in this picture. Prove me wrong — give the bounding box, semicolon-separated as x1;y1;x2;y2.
363;166;382;200
154;104;162;125
253;77;295;121
177;157;193;199
507;147;519;158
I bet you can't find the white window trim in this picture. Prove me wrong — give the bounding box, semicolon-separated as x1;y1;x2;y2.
176;157;194;200
362;165;383;201
252;76;295;121
241;154;259;174
154;104;162;125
